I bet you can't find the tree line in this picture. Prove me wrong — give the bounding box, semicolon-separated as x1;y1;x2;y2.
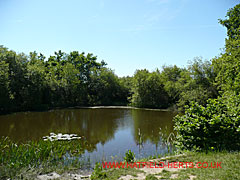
0;48;130;113
0;46;219;113
0;4;239;115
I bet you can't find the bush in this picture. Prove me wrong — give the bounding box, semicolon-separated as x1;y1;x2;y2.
124;150;135;163
174;94;240;151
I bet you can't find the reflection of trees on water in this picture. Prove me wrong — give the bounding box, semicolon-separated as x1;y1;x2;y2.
0;108;127;152
131;109;176;147
0;108;176;154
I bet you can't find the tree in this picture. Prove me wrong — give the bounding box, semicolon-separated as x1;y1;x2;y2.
0;60;10;111
174;3;240;151
131;69;169;108
219;4;240;40
213;3;240;95
160;65;183;105
25;52;48;110
0;46;29;111
177;57;218;109
88;68;128;105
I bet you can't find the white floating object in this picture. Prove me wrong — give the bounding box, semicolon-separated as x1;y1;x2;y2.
71;137;81;140
43;133;81;141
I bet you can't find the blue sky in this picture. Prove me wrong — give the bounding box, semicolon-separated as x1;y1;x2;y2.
0;0;238;76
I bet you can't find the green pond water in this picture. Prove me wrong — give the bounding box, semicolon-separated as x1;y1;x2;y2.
0;108;176;164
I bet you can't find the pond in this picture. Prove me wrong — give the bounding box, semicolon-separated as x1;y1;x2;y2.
0;108;176;164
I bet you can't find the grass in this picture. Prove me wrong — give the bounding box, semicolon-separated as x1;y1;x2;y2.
91;151;240;180
165;151;240;180
104;167;144;180
145;174;158;180
0;136;88;179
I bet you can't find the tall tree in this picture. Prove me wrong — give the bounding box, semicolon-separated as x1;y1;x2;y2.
219;4;240;40
213;3;240;94
131;69;169;108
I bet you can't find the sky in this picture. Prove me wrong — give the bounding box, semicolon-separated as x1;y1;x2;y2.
0;0;239;77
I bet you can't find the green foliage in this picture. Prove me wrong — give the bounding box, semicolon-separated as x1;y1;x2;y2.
0;45;221;112
129;57;218;110
124;150;135;163
160;65;182;104
212;36;240;94
0;46;129;113
91;163;107;180
173;3;240;152
219;4;240;40
131;69;169;108
0;60;10;111
174;94;240;151
177;57;218;110
0;137;85;178
213;4;240;95
88;68;129;105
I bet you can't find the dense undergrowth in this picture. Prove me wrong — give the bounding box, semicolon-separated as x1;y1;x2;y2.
174;94;240;151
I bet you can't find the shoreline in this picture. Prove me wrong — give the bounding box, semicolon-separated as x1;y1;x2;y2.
0;105;178;116
68;105;175;112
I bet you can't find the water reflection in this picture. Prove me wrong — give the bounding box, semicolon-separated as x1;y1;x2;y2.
0;108;176;162
131;109;175;154
132;109;175;143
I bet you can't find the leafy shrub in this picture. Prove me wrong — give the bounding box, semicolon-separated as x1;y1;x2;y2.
124;150;135;163
174;94;240;151
91;163;107;180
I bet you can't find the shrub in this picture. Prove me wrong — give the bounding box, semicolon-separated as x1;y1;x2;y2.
124;150;135;163
174;94;240;151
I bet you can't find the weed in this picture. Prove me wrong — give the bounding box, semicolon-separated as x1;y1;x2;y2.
91;163;107;180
